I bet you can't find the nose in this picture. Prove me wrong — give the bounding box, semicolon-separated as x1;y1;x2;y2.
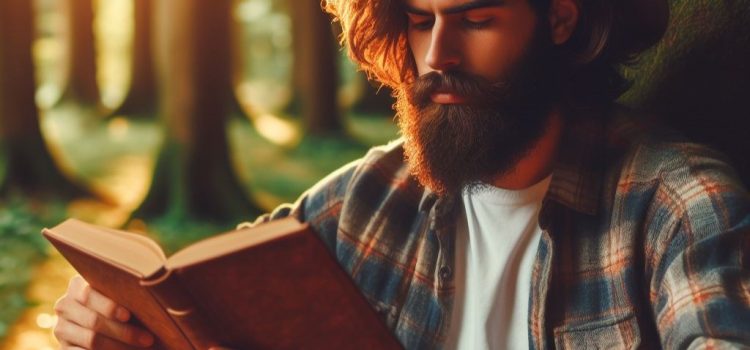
424;20;461;72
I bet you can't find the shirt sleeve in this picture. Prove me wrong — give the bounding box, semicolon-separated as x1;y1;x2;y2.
649;146;750;348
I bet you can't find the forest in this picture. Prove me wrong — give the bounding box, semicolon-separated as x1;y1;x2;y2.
0;0;398;347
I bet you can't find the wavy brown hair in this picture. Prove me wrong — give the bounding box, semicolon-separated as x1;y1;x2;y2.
324;0;413;87
324;0;668;110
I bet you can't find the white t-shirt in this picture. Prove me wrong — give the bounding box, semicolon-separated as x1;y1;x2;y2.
444;176;551;350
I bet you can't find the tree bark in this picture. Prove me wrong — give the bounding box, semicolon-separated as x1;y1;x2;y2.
290;0;342;135
0;0;88;199
57;0;101;107
134;0;259;222
110;0;157;117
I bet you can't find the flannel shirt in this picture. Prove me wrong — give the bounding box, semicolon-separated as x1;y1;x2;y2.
251;109;750;349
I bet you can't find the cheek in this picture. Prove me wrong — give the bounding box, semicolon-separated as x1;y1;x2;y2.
461;29;532;80
408;32;431;75
463;35;509;79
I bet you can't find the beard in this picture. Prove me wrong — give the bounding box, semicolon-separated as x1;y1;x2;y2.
395;28;562;196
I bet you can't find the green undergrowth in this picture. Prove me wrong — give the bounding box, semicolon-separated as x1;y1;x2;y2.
0;197;67;340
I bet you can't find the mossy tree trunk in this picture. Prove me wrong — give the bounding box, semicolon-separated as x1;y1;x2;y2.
620;0;750;185
134;0;259;222
290;0;342;135
110;0;157;117
57;0;101;107
0;0;88;199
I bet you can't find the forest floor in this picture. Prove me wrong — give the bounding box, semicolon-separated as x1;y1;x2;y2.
0;103;397;349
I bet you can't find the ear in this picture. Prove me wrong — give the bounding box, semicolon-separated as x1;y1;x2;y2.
548;0;579;45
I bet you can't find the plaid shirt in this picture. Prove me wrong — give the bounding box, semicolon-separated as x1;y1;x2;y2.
251;109;750;349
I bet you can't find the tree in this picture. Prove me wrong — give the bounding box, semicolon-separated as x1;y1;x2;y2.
289;0;342;135
134;0;259;222
621;0;750;185
0;0;88;198
110;0;157;117
57;0;101;107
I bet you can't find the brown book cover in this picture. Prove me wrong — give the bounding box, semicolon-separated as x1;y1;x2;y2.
42;217;403;350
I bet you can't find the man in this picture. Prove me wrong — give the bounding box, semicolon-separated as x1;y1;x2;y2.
53;0;750;348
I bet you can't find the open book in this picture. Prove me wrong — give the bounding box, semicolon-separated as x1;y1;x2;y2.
42;217;402;350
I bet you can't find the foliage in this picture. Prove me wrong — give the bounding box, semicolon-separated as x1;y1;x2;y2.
232;113;397;209
0;197;66;340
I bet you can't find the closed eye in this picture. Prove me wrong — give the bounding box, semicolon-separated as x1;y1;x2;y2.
407;14;434;31
462;17;493;29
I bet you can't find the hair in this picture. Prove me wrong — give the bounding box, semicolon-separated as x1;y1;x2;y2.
324;0;667;112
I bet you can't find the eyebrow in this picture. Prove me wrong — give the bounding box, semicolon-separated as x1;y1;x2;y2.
404;0;505;16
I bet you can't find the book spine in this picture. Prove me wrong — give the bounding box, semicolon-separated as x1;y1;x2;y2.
140;267;217;350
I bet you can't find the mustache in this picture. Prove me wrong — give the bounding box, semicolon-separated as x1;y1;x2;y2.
406;71;508;108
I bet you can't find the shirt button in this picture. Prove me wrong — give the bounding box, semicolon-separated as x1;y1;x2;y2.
439;266;452;280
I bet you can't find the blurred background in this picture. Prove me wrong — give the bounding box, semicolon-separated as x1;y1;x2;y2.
0;0;398;348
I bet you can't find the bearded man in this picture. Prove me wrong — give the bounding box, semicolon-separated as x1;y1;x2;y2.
53;0;750;348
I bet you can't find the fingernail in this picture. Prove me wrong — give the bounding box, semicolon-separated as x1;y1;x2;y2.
139;333;154;346
115;307;130;322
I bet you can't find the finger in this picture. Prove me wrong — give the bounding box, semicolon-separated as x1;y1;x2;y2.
54;317;96;349
57;298;154;348
56;317;151;349
67;275;87;295
74;281;130;322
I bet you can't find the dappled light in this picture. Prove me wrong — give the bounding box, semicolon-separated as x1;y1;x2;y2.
254;113;299;146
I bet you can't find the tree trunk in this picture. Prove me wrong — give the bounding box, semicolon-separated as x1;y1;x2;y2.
0;0;88;199
352;77;395;115
290;0;342;135
134;0;259;222
620;0;750;185
110;0;157;117
57;0;100;107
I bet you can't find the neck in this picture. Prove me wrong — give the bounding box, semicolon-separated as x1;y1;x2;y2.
490;109;563;190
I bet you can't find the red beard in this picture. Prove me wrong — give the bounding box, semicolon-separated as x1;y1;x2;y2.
395;34;560;195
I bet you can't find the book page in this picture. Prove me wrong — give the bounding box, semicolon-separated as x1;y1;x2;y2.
166;217;304;269
44;219;167;277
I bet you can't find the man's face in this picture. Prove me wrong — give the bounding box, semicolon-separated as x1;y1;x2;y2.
405;0;539;87
395;0;562;195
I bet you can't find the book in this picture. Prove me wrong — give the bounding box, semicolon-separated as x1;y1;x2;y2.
42;217;403;350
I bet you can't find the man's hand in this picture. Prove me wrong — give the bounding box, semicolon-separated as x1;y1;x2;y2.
53;275;155;349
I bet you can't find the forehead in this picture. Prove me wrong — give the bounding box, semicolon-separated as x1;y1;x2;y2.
403;0;512;13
